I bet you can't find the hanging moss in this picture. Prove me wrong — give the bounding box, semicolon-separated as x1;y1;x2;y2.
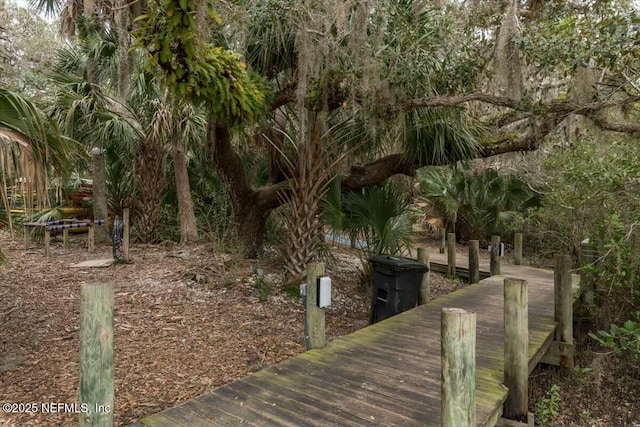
134;0;271;123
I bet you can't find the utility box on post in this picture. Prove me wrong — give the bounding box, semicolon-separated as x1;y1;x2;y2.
369;255;428;324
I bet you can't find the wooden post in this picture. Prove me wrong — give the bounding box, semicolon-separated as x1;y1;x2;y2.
24;225;30;249
417;247;430;304
44;228;51;258
439;228;446;254
63;228;70;247
554;254;573;344
441;308;476;427
580;239;595;306
447;233;456;279
123;208;130;263
490;235;501;276
79;282;114;427
503;278;528;423
514;233;523;265
469;240;480;284
541;254;575;369
306;263;326;349
88;226;95;253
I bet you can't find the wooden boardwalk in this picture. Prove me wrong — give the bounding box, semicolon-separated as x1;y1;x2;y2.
136;254;578;427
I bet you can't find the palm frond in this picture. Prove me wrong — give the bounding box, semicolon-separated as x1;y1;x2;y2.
403;108;482;166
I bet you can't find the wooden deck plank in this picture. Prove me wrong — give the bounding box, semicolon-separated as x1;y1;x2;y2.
138;254;577;427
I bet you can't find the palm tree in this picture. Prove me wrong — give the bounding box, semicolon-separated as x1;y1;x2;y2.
0;88;77;228
419;166;540;241
322;178;418;282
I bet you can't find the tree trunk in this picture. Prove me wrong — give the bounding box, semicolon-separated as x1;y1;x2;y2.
134;137;166;243
115;0;131;99
236;195;272;258
172;143;198;245
91;148;109;243
491;1;523;101
280;111;329;284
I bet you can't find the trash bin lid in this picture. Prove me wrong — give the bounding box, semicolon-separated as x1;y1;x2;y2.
369;255;428;272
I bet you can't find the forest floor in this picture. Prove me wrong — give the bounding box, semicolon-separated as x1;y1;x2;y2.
1;230;638;426
0;231;461;427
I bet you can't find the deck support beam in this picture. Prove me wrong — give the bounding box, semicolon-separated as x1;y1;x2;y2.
306;263;326;350
88;226;95;253
441;308;476;427
44;228;50;257
503;278;529;423
514;233;523;265
417;247;430;304
447;233;456;279
541;254;574;368
490;235;501;276
79;282;114;427
469;240;480;284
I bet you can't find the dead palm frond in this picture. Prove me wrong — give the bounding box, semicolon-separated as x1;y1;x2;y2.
0;88;77;233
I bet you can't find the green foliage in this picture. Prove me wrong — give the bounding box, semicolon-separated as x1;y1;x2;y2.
523;139;640;310
516;1;640;77
535;384;561;426
418;165;540;241
134;0;271;123
253;270;272;302
589;312;640;373
322;179;418;284
245;0;297;78
403;108;481;167
323;179;417;257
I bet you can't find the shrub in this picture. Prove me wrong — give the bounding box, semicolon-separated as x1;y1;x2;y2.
589;311;640;376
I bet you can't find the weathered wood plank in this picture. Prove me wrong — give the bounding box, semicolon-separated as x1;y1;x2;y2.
137;255;575;427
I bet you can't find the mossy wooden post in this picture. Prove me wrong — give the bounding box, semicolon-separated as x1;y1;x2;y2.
417;247;430;304
63;228;70;247
554;254;573;345
441;308;476;427
503;278;528;423
514;233;523;265
469;240;480;284
306;263;326;349
541;254;575;369
123;208;130;263
79;282;114;427
580;239;595;306
24;225;30;249
490;235;501;276
447;233;456;279
439;228;446;254
88;226;95;253
44;228;51;257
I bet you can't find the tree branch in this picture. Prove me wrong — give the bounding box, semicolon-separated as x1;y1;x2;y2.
271;82;297;110
404;92;521;110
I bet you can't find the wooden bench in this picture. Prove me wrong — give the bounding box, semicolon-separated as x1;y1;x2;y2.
24;219;106;257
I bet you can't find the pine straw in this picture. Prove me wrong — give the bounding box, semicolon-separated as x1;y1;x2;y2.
0;232;373;427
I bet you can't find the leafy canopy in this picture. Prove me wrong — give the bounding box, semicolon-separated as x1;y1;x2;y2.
134;0;271;123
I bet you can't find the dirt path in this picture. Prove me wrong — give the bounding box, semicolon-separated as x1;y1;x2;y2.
0;232;376;426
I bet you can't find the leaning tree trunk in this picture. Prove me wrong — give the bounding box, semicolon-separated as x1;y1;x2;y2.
172;142;198;245
134;136;166;243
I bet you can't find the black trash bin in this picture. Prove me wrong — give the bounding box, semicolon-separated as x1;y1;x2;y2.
369;255;428;324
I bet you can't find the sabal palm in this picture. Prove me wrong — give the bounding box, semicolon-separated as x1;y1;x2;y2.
419;166;540;241
0;88;78;227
